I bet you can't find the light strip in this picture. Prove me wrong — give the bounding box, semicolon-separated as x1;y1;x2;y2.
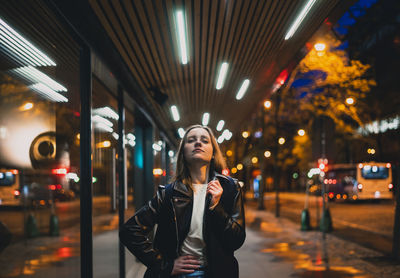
170;105;180;121
222;129;232;140
0;17;56;66
126;133;136;140
176;11;188;64
236;79;250;100
178;128;185;138
92;107;119;120
216;120;225;131
92;115;113;127
216;62;229;90
13;66;67;92
284;0;318;40
202;113;210;126
152;143;162;151
95;122;113;133
30;83;68;102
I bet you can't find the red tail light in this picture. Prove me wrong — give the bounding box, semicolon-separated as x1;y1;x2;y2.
49;185;56;190
389;184;394;190
14;190;20;196
52;168;68;175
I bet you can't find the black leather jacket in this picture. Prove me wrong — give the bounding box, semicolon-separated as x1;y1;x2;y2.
120;173;246;278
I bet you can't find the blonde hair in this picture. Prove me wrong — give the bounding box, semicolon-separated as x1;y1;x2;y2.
172;125;227;185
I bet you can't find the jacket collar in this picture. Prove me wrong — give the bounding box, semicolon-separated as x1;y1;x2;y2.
173;172;230;197
173;180;193;197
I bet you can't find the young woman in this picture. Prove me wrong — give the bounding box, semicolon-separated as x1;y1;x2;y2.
120;125;245;278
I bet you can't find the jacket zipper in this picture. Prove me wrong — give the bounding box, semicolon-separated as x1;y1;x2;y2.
170;198;180;257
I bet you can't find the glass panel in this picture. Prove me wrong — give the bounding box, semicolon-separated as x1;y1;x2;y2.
124;93;135;211
91;76;119;277
0;4;80;277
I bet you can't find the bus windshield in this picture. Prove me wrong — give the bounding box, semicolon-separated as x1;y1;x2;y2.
361;166;389;179
0;171;16;186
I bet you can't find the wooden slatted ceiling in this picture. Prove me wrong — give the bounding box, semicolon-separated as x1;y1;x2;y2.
89;0;341;135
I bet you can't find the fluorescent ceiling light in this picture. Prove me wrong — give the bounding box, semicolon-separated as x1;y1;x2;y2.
92;115;113;127
92;107;119;120
222;129;232;140
152;143;162;151
284;0;318;40
216;62;229;90
112;132;119;140
13;66;66;92
236;79;250;100
216;120;225;131
30;83;68;102
202;113;210;126
170;105;180;121
0;17;56;66
178;128;185;138
175;11;189;64
95;122;113;133
126;133;135;140
217;135;224;144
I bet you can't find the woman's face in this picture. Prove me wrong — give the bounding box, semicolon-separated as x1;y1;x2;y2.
183;127;214;166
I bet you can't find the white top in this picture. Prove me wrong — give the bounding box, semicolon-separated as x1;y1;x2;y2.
179;183;208;265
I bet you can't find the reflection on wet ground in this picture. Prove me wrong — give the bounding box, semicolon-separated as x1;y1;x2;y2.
0;214;119;277
247;207;374;278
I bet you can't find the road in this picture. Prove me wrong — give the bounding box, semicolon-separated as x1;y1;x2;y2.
1;192;396;255
248;192;395;254
0;196;121;239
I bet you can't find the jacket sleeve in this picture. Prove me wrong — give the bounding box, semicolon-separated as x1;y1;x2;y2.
119;185;174;276
207;179;246;252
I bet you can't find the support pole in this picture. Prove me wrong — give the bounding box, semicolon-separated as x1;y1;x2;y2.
80;44;93;278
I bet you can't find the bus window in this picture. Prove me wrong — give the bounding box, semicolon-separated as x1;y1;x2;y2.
361;166;389;179
0;171;16;186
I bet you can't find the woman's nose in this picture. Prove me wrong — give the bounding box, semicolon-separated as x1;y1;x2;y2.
194;140;202;146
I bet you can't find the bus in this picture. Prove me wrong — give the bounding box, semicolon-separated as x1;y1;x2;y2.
0;168;74;207
0;169;21;206
324;162;393;201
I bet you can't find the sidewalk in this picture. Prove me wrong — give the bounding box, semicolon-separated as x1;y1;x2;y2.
238;202;400;277
1;202;400;277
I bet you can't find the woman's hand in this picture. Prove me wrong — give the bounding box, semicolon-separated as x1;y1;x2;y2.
207;179;223;209
171;255;201;275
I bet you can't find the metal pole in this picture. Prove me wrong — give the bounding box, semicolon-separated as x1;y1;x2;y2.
392;164;400;260
79;44;93;278
117;85;126;278
274;92;281;218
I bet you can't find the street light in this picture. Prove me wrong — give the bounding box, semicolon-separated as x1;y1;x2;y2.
314;42;326;57
242;131;249;138
298;129;306;136
264;151;271;158
264;100;272;109
251;157;258;164
314;43;326;51
346;97;355;105
278;137;285;145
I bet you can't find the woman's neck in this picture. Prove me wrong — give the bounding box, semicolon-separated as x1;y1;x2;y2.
189;164;209;184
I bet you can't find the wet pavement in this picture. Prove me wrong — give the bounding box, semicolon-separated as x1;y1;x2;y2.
242;201;400;277
1;200;400;277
